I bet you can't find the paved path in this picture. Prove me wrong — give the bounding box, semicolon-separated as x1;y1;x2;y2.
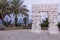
0;30;60;40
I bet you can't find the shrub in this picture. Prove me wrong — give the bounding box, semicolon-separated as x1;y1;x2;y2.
16;23;22;27
3;21;11;27
57;22;60;28
40;18;49;30
28;23;32;26
41;18;49;27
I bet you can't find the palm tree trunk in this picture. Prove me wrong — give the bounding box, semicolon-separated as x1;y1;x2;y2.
1;10;5;25
1;14;5;25
25;20;26;27
15;14;17;27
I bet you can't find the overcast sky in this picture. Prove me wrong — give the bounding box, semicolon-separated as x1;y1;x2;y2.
23;0;60;11
23;0;60;22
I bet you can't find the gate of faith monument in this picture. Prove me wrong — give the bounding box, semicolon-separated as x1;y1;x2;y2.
31;4;59;34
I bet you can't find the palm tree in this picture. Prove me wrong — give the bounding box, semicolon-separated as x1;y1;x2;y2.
0;0;11;24
10;0;29;27
23;17;28;27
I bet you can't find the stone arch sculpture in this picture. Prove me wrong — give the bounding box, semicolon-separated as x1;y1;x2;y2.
31;4;59;34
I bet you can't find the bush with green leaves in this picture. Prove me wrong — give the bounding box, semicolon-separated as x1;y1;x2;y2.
16;23;22;27
3;21;11;27
57;22;60;28
41;18;49;27
28;23;32;27
40;18;49;30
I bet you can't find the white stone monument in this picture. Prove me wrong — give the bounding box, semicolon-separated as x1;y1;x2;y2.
31;4;59;34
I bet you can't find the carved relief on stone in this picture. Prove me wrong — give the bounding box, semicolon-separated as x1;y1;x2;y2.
32;4;59;34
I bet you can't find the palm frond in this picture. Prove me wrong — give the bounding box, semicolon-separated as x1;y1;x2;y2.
18;0;24;6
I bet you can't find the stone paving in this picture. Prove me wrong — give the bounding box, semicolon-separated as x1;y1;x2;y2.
0;30;60;40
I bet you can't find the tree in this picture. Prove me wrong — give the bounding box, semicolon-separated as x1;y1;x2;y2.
10;0;29;27
0;0;11;24
23;17;28;27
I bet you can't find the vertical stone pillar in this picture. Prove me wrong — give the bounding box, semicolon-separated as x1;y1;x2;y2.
48;12;59;34
31;11;41;33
